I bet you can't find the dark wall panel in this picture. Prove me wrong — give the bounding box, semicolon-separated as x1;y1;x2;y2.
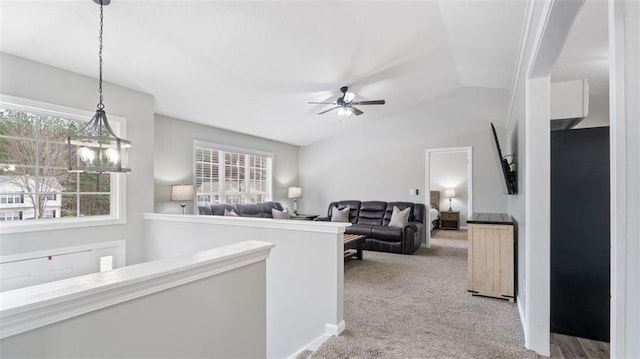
550;126;610;342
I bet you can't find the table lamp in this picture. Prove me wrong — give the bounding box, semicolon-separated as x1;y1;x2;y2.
445;188;456;211
171;184;194;215
288;187;302;215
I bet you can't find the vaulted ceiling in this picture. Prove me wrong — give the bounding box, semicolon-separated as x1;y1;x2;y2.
1;1;527;146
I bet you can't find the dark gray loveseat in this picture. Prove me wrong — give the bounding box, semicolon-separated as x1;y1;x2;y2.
198;201;284;218
316;201;426;255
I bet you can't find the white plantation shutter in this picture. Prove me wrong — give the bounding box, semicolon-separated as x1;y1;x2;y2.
193;141;272;205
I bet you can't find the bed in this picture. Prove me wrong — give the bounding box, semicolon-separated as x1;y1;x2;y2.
429;190;441;231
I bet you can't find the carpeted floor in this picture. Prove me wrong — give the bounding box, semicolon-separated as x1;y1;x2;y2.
310;230;536;359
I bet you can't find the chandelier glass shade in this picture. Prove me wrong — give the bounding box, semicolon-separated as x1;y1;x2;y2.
68;0;131;174
68;109;131;173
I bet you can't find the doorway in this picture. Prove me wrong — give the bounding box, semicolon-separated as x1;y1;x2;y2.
424;147;473;248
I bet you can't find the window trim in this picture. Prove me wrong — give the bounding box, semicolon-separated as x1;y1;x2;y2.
193;140;273;212
0;94;126;234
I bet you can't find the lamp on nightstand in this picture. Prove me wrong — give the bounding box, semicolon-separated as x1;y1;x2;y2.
445;188;456;211
288;187;302;215
171;184;194;215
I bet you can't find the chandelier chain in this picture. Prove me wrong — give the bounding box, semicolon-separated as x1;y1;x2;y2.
97;2;104;110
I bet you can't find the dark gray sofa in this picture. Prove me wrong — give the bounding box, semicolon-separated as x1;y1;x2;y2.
316;201;426;255
198;201;284;218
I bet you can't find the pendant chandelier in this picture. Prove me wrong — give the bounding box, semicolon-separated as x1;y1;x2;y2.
68;0;131;174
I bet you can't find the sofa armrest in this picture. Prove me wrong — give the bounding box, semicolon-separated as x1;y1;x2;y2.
401;222;418;239
401;222;421;254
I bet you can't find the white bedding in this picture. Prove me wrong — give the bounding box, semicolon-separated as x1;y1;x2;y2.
429;207;440;231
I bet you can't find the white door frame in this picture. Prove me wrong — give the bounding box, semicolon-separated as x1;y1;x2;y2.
609;2;640;357
424;146;473;248
522;0;584;355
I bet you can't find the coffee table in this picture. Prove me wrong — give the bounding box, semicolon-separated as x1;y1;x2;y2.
343;234;366;260
291;214;319;220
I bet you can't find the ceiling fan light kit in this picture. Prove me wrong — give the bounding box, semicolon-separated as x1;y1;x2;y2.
308;86;386;117
337;107;354;118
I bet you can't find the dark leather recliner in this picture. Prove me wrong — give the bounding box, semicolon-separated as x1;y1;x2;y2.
198;201;284;218
316;200;426;255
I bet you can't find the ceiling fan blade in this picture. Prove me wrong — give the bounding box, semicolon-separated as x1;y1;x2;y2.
351;100;386;105
351;107;364;116
317;106;341;115
308;101;337;105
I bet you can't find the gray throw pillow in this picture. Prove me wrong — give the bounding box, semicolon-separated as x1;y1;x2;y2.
224;208;239;217
388;206;411;228
272;208;291;219
331;206;350;222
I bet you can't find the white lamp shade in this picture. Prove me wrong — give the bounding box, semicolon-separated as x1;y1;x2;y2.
445;189;456;198
288;187;302;199
171;184;194;202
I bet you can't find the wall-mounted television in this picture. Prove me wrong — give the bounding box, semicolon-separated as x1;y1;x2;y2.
491;123;517;194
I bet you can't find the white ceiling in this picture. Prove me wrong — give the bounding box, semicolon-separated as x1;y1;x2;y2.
552;0;609;95
2;1;528;146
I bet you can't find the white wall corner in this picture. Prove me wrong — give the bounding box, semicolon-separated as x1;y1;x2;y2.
609;2;640;358
517;296;528;348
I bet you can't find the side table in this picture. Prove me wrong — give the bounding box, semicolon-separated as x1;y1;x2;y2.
441;211;460;230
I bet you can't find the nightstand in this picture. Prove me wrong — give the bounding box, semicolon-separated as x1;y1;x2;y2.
440;211;460;230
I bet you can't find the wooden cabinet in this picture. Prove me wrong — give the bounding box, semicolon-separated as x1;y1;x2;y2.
440;211;460;230
467;213;514;302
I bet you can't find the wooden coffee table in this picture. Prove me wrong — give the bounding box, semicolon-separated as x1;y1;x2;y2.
343;234;366;260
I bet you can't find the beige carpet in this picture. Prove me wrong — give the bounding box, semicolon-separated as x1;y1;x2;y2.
431;229;469;249
310;229;535;359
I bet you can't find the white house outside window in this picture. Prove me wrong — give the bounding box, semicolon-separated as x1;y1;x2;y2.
1;192;24;204
0;95;126;233
194;141;272;207
0;211;22;221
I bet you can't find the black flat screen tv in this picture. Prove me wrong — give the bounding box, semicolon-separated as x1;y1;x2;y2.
491;123;517;194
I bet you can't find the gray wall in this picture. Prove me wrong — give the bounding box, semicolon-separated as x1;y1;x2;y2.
430;151;469;227
0;53;154;265
0;261;267;358
153;114;299;214
298;87;508;217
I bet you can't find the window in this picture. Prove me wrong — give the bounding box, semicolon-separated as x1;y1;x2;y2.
0;211;22;221
1;193;24;204
0;95;125;233
194;141;272;206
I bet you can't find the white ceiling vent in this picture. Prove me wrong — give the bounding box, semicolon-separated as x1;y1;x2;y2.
550;79;590;130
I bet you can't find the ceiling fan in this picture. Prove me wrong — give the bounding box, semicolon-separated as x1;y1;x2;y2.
308;86;386;117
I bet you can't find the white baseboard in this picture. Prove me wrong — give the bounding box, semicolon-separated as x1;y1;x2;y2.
286;335;329;359
306;334;331;352
286;321;346;359
325;320;345;336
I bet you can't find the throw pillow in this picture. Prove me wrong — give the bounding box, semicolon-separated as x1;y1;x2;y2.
272;208;291;220
388;206;411;228
224;209;239;217
331;206;350;223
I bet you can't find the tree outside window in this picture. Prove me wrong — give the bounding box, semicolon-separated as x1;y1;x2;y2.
0;107;111;220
